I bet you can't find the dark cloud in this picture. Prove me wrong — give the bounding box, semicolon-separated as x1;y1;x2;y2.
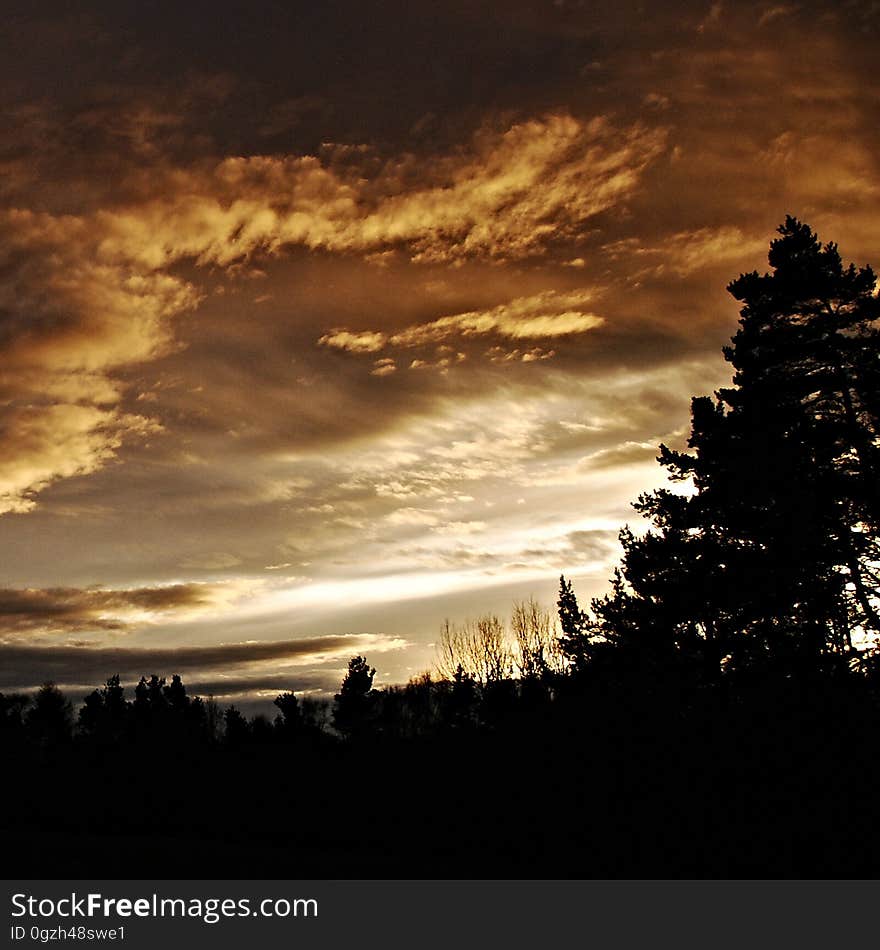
0;634;401;692
0;583;230;637
183;671;341;699
565;529;620;560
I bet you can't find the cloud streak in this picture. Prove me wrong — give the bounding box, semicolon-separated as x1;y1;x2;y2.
0;583;253;639
0;634;406;692
96;114;666;269
318;289;604;365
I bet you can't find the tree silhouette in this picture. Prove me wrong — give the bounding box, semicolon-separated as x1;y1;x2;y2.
273;691;302;737
224;705;250;746
25;682;72;745
79;674;129;741
0;692;29;741
511;597;560;683
556;575;591;675
594;217;880;679
722;219;880;648
163;674;188;713
436;616;512;686
332;655;375;739
444;665;477;729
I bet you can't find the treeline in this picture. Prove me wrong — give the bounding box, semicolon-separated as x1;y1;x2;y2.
5;593;879;877
0;597;570;748
0;674;332;750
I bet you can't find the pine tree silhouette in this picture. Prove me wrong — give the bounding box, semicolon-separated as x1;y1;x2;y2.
593;217;880;679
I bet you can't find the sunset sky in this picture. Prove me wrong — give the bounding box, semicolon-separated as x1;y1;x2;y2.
1;0;878;706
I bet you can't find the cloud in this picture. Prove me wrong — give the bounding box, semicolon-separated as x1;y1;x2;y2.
393;525;620;577
0;113;661;513
431;520;487;536
0;405;158;514
486;347;556;363
758;4;799;28
349;115;668;263
697;2;724;33
761;131;880;203
386;508;440;527
390;290;604;345
583;439;666;470
179;553;244;570
0;210;200;513
564;528;620;561
317;289;603;368
318;330;386;353
370;358;397;377
0;633;407;692
182;670;341;699
0;582;251;639
94;113;665;270
408;351;467;372
602;226;767;278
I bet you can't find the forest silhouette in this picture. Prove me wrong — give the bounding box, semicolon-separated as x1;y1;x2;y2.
2;218;879;877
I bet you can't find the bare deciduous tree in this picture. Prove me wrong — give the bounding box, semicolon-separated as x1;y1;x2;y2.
435;615;512;685
511;597;564;680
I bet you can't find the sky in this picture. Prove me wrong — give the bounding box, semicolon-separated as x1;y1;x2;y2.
1;0;878;708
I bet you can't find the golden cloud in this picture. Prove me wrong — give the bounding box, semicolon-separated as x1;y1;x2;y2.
602;226;767;278
390;290;604;346
370;358;397;377
95;114;665;268
352;115;668;263
0;113;660;512
317;329;387;353
0;405;159;515
0;209;200;513
318;289;604;364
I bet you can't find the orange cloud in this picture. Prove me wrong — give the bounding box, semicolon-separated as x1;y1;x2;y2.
0;405;159;515
602;226;767;278
95;114;666;269
392;291;604;346
318;289;604;363
318;329;386;353
0;210;200;513
0;113;661;513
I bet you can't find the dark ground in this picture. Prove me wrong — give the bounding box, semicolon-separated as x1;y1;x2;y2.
4;680;878;879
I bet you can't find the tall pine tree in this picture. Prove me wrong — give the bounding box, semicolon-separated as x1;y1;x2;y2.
594;218;880;680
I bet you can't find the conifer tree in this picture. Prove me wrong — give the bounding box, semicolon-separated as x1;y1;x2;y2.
557;575;591;674
595;218;880;678
333;656;376;739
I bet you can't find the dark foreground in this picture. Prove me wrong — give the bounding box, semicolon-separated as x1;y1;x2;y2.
4;678;878;879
